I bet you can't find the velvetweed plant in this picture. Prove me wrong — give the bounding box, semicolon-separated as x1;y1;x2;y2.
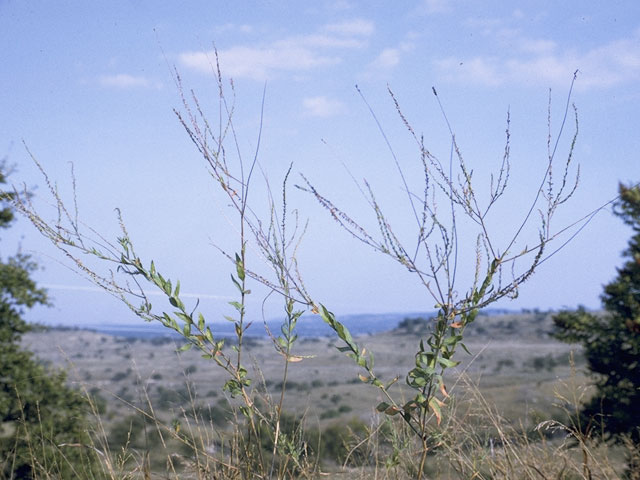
14;60;319;478
12;56;588;478
296;73;582;475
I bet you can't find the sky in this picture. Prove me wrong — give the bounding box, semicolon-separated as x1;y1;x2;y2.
2;1;640;327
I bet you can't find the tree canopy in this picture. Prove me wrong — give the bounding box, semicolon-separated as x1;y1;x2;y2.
0;167;98;478
553;183;640;446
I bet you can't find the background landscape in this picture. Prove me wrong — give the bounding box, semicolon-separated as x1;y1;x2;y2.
23;309;602;475
3;1;640;478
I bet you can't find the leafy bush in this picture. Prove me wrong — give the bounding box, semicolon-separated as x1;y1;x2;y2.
553;183;640;474
0;168;99;479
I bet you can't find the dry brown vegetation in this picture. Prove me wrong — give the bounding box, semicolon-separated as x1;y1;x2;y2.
19;311;629;478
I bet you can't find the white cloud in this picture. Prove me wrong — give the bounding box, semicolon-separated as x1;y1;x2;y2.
42;284;231;300
302;96;346;117
180;45;339;81
368;42;413;71
213;23;253;35
371;48;401;69
98;73;151;88
326;0;353;11
417;0;452;14
519;38;556;55
179;19;374;81
323;18;374;36
435;32;640;90
289;33;366;49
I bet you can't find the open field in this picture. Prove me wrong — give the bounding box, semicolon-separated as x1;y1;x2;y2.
23;311;581;426
18;309;628;478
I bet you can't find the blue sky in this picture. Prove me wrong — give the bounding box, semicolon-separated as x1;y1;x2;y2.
2;1;640;326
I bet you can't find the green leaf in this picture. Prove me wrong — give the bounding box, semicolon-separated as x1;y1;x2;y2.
178;343;193;352
230;274;243;293
235;253;245;282
409;376;427;387
443;334;463;346
205;327;214;342
229;301;244;313
319;304;335;326
198;313;205;331
376;402;390;412
437;357;460;368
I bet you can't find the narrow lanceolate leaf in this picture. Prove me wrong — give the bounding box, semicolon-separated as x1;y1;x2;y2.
230;274;243;293
319;304;334;326
229;301;244;312
376;402;390;413
444;334;463;345
235;253;245;281
429;397;442;425
178;343;193;352
440;382;450;398
385;405;401;416
205;326;214;342
198;313;205;331
437;356;459;368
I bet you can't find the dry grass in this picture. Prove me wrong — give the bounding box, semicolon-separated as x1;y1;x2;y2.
14;326;633;479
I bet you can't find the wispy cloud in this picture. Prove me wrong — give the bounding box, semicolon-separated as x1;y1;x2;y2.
42;283;231;300
180;46;339;80
371;48;401;69
179;19;373;81
302;96;346;117
416;0;453;14
98;73;154;89
213;23;253;35
325;0;354;12
369;42;414;70
435;31;640;90
323;18;374;36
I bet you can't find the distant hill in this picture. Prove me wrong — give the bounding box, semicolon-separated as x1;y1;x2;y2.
56;307;554;340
